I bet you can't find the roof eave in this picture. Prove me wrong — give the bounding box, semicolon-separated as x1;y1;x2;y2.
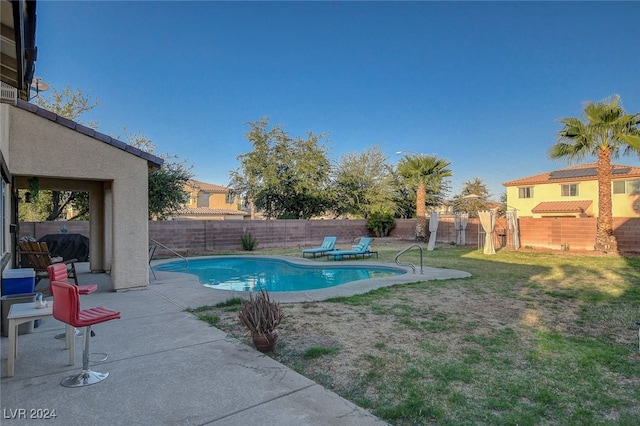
14;98;164;169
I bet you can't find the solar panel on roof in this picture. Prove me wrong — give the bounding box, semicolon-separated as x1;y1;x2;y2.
549;168;596;179
549;167;630;180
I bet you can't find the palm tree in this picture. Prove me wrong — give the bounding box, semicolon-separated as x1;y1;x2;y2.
549;95;640;252
397;154;453;239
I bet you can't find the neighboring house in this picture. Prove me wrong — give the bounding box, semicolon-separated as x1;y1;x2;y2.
173;179;247;220
434;200;502;216
432;200;454;215
503;163;640;218
1;0;164;291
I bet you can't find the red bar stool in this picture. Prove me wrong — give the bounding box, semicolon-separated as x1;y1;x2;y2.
47;263;98;342
47;263;98;295
50;280;120;387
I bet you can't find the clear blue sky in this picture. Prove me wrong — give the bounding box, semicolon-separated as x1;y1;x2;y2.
34;1;640;200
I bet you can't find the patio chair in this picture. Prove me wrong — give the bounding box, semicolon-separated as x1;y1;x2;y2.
302;236;337;258
327;237;374;260
19;241;79;288
50;280;120;387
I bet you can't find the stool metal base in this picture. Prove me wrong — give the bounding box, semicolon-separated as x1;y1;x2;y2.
61;370;109;387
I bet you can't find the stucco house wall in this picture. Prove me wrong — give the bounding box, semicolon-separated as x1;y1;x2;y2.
504;164;640;218
4;103;159;290
505;181;598;217
175;179;247;220
190;189;236;210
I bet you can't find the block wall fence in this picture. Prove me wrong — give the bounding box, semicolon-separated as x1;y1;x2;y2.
18;217;640;256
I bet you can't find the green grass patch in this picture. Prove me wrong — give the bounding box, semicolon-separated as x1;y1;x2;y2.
325;286;392;305
185;305;217;313
196;313;220;327
303;346;340;359
214;297;243;308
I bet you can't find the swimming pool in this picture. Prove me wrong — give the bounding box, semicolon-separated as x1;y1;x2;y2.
153;257;407;292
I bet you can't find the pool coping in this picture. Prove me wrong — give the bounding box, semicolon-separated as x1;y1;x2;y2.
150;255;472;304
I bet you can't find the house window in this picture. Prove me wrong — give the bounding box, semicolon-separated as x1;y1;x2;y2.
613;181;625;194
613;180;640;194
561;184;579;197
518;187;533;198
197;193;210;208
226;191;235;204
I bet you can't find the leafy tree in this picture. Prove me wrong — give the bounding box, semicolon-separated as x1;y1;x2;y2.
548;95;640;252
331;146;396;219
18;189;52;222
147;159;192;220
35;85;99;128
451;177;492;217
16;155;89;221
497;191;508;217
390;175;415;219
122;129;192;220
230;117;332;219
396;154;453;237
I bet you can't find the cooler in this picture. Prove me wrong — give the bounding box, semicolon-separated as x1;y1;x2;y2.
2;268;36;295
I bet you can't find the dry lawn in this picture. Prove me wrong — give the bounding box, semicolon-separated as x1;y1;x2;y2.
193;246;640;425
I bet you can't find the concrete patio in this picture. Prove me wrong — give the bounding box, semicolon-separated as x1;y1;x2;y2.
1;260;469;425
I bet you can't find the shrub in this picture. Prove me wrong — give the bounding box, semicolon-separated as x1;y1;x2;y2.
366;212;396;237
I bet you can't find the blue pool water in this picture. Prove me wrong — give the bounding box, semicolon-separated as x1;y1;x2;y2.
153;257;406;292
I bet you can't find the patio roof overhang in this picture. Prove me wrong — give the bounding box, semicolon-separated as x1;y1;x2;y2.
531;200;593;214
1;0;37;100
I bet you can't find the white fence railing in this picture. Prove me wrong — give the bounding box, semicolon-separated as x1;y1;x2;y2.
1;82;18;105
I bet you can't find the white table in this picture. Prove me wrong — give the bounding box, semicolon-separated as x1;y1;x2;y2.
6;301;74;377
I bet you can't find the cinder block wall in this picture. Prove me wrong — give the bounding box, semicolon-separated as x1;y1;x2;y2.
519;217;594;250
18;217;640;255
153;219;371;255
613;218;640;251
518;217;640;252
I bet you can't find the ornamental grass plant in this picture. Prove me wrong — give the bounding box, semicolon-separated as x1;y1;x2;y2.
237;288;283;337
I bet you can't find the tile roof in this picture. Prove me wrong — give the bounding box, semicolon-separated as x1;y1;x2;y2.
503;163;640;187
176;207;247;216
14;99;164;169
531;200;593;213
186;179;229;193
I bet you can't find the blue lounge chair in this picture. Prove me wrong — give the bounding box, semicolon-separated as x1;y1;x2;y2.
302;237;337;258
327;237;376;260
